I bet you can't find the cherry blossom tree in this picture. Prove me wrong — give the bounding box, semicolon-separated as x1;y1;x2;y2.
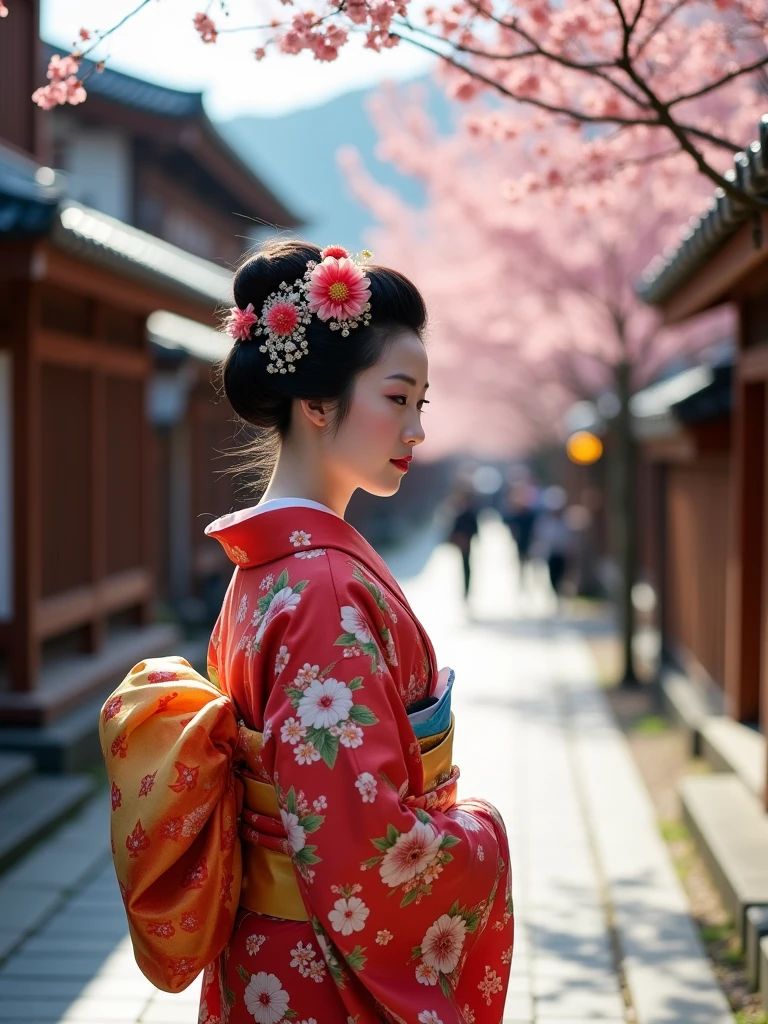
340;87;732;681
10;0;768;204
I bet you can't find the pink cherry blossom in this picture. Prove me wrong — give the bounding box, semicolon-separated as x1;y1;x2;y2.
193;12;217;43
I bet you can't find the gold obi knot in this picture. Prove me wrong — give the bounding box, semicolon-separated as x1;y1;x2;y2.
238;714;457;921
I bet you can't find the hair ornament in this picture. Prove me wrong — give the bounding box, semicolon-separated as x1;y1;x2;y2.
223;245;374;374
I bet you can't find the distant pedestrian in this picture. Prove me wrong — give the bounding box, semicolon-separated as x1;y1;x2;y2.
447;482;480;601
502;481;539;589
532;486;573;609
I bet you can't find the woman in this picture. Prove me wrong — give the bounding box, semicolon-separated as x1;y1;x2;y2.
100;241;513;1024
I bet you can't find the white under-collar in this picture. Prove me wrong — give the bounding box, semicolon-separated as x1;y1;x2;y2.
204;496;342;536
253;497;341;517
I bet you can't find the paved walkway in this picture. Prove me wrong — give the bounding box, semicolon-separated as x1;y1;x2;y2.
0;516;734;1023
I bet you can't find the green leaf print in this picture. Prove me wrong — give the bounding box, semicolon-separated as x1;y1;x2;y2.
439;974;452;998
292;579;309;593
274;569;289;592
440;835;461;850
334;632;358;647
352;566;390;613
237;964;250;983
400;888;419;908
284;687;305;704
386;823;399;845
306;726;339;769
347;676;364;691
285;787;298;816
299;813;324;834
415;808;432;825
348;704;378;726
345;945;368;972
225;985;236;1006
362;854;381;868
294;844;321;866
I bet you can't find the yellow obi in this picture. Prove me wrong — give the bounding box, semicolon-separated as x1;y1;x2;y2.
239;715;457;921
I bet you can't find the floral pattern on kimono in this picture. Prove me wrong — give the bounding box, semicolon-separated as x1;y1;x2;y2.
101;505;513;1024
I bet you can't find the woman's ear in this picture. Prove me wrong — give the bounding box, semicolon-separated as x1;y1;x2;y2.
299;397;328;428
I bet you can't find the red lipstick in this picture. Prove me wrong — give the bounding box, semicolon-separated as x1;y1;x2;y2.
390;457;412;472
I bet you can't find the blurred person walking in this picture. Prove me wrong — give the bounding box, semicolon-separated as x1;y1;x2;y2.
502;481;539;591
532;486;573;612
447;482;480;603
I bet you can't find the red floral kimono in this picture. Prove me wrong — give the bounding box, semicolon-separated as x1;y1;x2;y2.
100;500;513;1024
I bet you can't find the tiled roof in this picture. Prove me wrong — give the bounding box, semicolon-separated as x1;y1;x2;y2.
42;43;204;119
639;115;768;306
148;309;228;363
52;201;233;308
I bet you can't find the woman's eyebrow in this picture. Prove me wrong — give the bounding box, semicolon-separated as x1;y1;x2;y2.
385;373;429;389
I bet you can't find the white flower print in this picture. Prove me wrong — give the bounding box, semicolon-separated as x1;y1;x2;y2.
376;929;393;945
462;1005;476;1024
328;896;369;936
281;717;306;745
294;663;321;689
478;845;485;861
275;645;290;677
418;1013;443;1024
243;972;290;1024
415;963;438;986
379;820;443;888
259;573;275;592
313;795;327;812
289;529;312;547
421;914;467;974
290;940;315;976
254;587;302;646
339;605;374;645
262;718;273;746
297;677;353;730
338;721;364;748
236;594;249;624
295;548;326;559
423;862;443;884
478;966;503;1005
307;959;326;983
355;772;377;803
245;934;266;956
279;810;306;853
294;741;321;766
343;645;363;658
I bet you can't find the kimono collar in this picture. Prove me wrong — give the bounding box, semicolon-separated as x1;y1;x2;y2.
205;501;399;593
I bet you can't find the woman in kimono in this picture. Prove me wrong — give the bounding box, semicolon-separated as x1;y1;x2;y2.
100;240;513;1024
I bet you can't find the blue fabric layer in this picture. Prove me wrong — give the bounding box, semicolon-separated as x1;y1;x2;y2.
409;668;454;739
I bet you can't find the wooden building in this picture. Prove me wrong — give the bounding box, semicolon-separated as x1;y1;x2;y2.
0;3;300;768
640;119;768;1002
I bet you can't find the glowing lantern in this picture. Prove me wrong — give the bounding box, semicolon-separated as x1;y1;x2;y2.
566;431;603;465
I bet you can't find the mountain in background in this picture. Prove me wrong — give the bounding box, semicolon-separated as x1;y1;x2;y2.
218;77;454;250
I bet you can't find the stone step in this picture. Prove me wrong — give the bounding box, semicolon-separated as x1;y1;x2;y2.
680;773;768;941
0;752;35;798
0;773;95;874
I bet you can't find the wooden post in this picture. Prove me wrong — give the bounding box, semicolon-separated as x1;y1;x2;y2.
88;304;107;653
724;376;764;723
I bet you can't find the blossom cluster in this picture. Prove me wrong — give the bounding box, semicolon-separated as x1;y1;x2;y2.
32;53;87;110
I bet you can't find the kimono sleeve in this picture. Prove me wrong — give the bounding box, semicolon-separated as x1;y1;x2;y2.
99;656;242;993
259;579;510;1019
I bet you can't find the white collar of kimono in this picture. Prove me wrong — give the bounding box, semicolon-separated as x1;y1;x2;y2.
205;496;341;536
252;497;341;518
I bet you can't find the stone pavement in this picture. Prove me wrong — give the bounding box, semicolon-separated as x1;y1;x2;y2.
0;515;734;1023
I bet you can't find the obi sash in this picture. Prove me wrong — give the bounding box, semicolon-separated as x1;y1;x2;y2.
237;711;458;921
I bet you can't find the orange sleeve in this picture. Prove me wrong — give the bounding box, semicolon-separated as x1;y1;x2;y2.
99;655;242;992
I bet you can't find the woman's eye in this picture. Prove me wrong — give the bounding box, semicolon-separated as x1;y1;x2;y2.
389;395;407;405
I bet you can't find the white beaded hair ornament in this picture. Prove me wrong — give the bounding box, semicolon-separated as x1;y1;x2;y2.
224;244;373;374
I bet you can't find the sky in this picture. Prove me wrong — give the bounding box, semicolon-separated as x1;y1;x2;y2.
41;0;436;120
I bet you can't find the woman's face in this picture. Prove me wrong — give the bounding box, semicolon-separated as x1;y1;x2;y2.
329;330;429;497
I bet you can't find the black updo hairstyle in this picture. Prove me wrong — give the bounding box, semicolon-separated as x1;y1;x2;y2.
220;239;428;492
